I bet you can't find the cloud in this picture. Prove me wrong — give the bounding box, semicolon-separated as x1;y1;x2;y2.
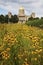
0;0;20;15
0;0;43;17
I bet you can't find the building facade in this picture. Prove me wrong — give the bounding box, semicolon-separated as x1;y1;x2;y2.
18;7;26;23
8;7;35;23
18;7;35;23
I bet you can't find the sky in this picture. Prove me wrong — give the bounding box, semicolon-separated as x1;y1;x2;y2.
0;0;43;17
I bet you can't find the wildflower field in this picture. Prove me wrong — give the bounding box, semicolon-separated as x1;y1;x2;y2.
0;23;43;65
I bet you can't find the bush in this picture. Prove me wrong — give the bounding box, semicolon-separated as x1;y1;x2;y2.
26;19;43;28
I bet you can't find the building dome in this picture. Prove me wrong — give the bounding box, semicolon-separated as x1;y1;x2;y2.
18;6;25;16
19;6;24;10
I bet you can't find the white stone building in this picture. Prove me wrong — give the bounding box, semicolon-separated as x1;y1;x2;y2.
18;7;35;23
8;7;35;23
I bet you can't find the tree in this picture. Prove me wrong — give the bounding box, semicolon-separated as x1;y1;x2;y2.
0;15;5;23
41;17;43;19
12;15;19;23
9;15;13;23
34;17;39;20
4;15;8;23
28;16;33;21
0;14;19;23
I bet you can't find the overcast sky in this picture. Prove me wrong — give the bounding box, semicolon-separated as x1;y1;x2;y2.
0;0;43;17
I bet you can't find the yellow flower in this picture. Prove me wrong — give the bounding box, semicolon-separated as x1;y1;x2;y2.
15;57;17;60
24;62;29;65
6;48;10;51
36;49;38;52
29;36;32;39
34;58;37;61
31;58;37;61
38;55;41;57
2;51;10;60
31;51;34;54
25;58;27;61
39;49;42;52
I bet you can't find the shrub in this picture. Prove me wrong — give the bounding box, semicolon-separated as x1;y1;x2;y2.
26;19;43;28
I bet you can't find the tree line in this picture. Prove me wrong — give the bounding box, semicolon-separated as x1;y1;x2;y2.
0;14;43;24
26;16;43;28
0;14;19;23
28;16;43;21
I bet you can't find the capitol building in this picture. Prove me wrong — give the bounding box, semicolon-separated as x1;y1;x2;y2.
8;6;35;23
18;7;35;23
